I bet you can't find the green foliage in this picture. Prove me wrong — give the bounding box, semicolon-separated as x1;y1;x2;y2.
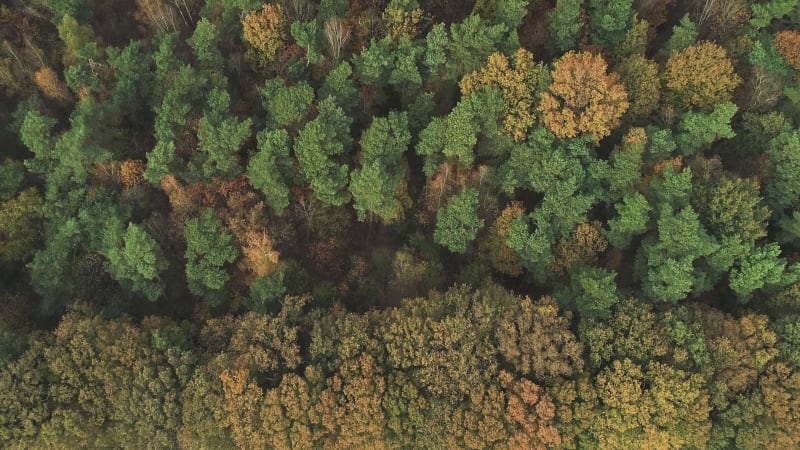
557;265;621;319
294;98;353;206
319;61;359;113
445;15;508;80
103;222;168;302
547;0;582;53
675;102;737;155
248;129;292;215
248;270;287;313
765;129;800;212
28;218;83;312
350;112;411;222
729;243;792;303
195;87;252;180
291;20;324;64
188;18;223;72
0;188;44;265
262;78;314;128
424;23;448;73
434;187;485;253
607;192;652;249
665;14;697;54
184;209;239;305
638;206;719;303
0;160;24;202
589;0;634;49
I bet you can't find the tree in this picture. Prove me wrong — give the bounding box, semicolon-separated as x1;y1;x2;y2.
247;129;292;215
539;51;629;144
460;48;544;141
434;187;484;254
193;88;252;180
662;41;742;111
729;243;794;303
607;192;651;249
675;102;737;155
496;296;584;382
637;206;719;303
547;0;583;53
445;14;509;80
294;98;353;206
764;129;800;213
188;18;223;72
102;222;168;301
319;61;359;114
556;265;622;319
616;55;660;121
664;14;698;54
775;30;800;72
261;78;314;129
589;0;634;49
33;67;71;102
692;175;770;242
0;160;24;202
0;188;44;265
350;112;411;222
184;209;239;305
481;202;525;276
242;3;287;69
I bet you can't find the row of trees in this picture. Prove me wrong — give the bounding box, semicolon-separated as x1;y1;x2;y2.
2;284;799;448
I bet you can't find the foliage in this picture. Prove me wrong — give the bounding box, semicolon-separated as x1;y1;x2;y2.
539;51;629;144
663;41;742;111
434;187;485;253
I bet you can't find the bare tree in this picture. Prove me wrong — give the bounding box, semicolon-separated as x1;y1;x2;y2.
324;17;351;62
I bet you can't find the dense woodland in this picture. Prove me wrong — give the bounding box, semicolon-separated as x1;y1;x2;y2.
1;0;800;447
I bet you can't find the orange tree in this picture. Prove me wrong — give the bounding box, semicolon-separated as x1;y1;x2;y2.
538;51;629;144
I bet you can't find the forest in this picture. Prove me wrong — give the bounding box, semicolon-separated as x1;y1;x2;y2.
0;0;799;447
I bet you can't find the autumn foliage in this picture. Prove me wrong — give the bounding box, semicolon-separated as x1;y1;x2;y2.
460;48;543;141
538;51;629;144
663;41;742;111
774;30;800;73
33;67;70;102
242;4;287;69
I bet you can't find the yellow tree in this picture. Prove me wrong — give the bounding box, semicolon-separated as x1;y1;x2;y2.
538;51;629;144
460;48;544;141
242;4;287;70
662;41;741;111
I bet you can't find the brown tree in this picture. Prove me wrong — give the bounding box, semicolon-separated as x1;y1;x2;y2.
775;30;800;73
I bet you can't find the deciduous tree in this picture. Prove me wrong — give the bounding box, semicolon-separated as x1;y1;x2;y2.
539;51;629;144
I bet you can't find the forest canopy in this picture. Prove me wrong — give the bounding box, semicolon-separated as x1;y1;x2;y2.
1;0;800;448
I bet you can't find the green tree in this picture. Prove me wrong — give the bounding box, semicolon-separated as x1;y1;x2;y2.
194;87;252;180
607;192;652;249
434;187;485;253
675;102;737;155
547;0;583;53
665;14;698;54
188;18;223;73
261;78;314;129
102;221;168;302
0;160;24;202
0;188;44;265
556;265;622;319
294;98;353;206
184;209;239;305
350;111;411;222
765;129;800;213
589;0;634;49
637;206;719;303
247;129;292;215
